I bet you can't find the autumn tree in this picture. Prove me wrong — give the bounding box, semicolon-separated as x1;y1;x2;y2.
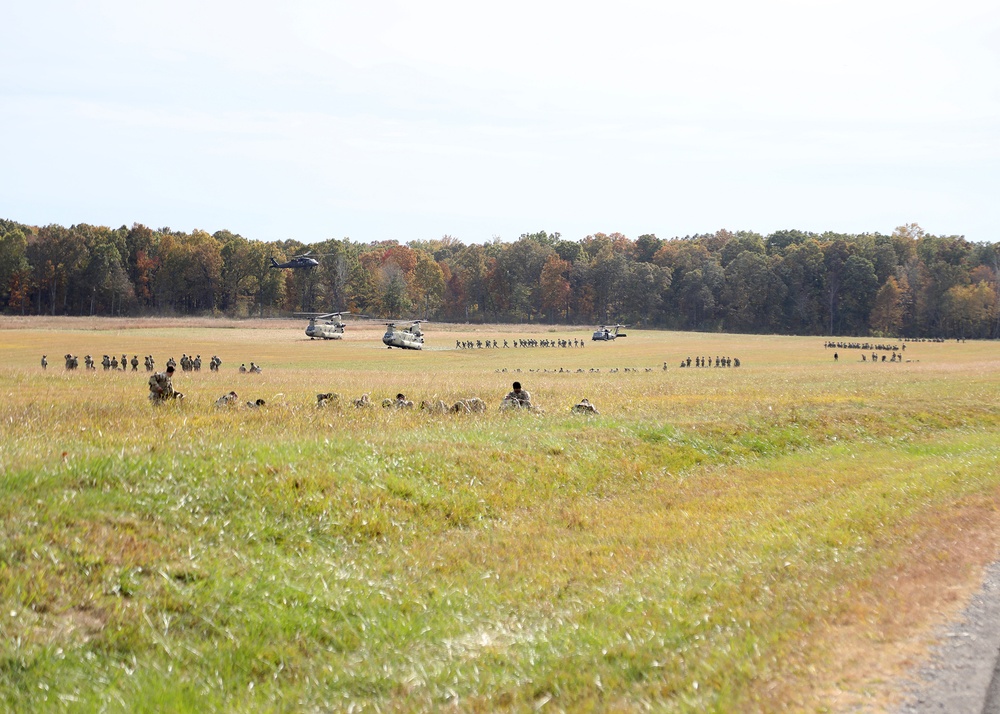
869;276;905;336
539;254;571;322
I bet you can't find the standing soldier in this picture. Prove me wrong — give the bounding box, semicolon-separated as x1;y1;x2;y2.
85;355;95;370
102;355;111;370
41;355;47;369
193;355;202;371
122;354;128;371
148;364;182;405
131;355;139;371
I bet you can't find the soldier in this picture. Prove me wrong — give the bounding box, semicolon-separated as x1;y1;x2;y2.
148;364;181;405
121;354;127;371
41;355;47;369
193;355;202;371
239;363;247;373
502;381;532;409
316;392;339;408
572;398;599;414
85;355;95;370
102;355;111;370
215;391;239;407
111;356;118;370
421;399;448;413
246;398;265;408
131;355;139;371
388;393;413;409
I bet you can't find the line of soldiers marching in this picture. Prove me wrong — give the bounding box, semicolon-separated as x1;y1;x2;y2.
456;338;586;349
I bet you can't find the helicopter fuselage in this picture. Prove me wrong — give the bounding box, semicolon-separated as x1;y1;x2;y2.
383;326;424;350
306;320;345;340
592;326;627;341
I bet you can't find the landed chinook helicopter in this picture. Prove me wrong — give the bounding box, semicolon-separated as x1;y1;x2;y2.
297;312;351;340
382;320;425;350
592;324;628;341
270;251;328;270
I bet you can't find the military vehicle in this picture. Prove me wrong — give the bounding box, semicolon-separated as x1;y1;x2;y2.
298;312;350;340
383;320;425;350
270;251;327;269
592;324;628;341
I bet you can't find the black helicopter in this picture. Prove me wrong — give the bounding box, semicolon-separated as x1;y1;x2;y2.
270;251;326;269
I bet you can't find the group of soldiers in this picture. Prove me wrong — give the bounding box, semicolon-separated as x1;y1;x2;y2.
455;338;586;349
46;353;225;372
851;352;905;363
824;341;903;353
317;381;578;414
677;356;741;368
145;361;602;416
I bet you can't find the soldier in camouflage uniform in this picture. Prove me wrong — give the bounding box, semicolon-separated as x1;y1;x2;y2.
131;355;139;371
214;391;239;407
501;381;532;409
41;355;47;369
149;364;181;405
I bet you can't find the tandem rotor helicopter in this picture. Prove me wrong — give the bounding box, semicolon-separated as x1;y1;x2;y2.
592;324;628;341
382;320;426;350
296;312;351;340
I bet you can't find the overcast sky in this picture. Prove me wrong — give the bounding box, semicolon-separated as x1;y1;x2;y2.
2;1;998;244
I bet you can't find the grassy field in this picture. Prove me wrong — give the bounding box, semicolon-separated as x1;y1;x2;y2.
1;317;999;712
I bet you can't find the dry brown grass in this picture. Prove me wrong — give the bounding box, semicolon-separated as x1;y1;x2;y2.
1;317;999;711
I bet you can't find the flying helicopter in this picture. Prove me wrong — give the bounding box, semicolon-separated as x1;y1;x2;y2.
592;324;628;341
270;251;327;269
297;312;351;340
382;320;425;350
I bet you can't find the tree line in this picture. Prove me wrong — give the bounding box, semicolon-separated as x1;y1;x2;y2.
1;218;997;338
